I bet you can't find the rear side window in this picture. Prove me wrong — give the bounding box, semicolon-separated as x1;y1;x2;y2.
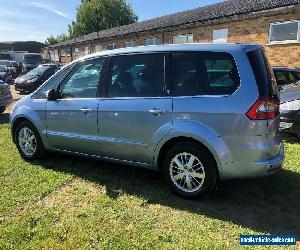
247;49;278;99
107;54;165;97
172;52;240;96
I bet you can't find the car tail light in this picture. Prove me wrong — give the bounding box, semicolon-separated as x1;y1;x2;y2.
246;97;279;120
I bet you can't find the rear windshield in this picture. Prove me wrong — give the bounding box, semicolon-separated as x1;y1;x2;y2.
247;49;278;99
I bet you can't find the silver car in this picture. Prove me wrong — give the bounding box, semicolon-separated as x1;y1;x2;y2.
9;44;284;198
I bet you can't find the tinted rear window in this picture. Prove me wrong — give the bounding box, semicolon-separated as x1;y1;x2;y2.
172;52;240;96
247;49;278;99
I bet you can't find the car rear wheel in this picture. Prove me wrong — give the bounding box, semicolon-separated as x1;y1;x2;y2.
162;142;217;199
15;121;45;160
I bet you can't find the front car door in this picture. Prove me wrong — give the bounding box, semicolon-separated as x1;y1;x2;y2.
45;57;106;155
98;53;172;164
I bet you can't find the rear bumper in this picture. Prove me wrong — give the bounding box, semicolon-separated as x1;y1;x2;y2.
219;142;284;180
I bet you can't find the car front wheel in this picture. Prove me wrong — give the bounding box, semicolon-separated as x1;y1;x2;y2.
162;142;218;199
15;121;45;160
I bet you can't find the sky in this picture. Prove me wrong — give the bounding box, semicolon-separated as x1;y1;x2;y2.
0;0;223;43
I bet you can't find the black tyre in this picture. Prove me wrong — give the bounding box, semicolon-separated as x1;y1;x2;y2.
15;120;45;161
162;142;218;199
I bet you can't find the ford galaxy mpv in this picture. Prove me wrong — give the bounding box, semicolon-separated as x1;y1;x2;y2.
10;44;284;198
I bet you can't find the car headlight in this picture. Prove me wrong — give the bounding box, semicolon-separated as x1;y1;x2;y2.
27;78;38;83
280;100;300;111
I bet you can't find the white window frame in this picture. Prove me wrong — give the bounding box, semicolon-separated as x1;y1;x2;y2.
213;28;228;43
173;34;194;44
268;20;300;44
60;49;65;57
95;44;102;53
125;41;137;48
84;46;89;55
108;43;117;50
74;48;80;56
144;38;160;46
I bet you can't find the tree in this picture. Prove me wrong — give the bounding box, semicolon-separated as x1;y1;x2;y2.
68;0;138;38
45;34;70;46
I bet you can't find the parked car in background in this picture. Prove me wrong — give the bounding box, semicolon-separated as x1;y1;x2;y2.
0;80;12;114
10;44;283;199
0;52;12;61
273;67;300;89
15;64;59;93
22;53;43;74
0;65;11;83
280;84;300;137
0;60;16;78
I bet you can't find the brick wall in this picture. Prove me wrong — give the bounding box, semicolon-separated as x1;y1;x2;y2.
54;8;300;67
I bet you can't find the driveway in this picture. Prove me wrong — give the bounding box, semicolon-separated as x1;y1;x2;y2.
4;85;25;113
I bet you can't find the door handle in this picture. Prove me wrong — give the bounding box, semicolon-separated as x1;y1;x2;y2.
80;107;93;113
149;108;163;115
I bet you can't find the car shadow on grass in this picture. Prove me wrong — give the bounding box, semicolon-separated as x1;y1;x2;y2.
0;113;10;125
2;113;299;238
35;150;300;239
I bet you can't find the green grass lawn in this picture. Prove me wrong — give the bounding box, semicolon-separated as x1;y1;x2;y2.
0;113;299;249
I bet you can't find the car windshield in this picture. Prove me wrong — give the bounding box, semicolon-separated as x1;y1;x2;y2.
0;65;6;72
24;55;43;64
26;66;49;76
0;60;12;67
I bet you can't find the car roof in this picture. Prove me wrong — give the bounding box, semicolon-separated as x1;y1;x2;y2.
75;43;262;62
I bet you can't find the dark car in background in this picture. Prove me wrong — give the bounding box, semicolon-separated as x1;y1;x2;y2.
280;85;300;137
0;80;12;114
15;64;59;93
273;67;300;88
0;65;11;83
0;60;16;79
22;53;43;74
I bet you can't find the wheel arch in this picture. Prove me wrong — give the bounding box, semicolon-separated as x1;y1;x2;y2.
156;136;219;176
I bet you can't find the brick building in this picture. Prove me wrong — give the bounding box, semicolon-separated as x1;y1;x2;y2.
44;0;300;67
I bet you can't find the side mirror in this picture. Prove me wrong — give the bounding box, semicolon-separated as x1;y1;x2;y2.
46;88;60;101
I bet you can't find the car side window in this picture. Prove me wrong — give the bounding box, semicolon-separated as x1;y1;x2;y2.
274;71;290;85
107;54;165;98
33;65;73;99
172;52;240;96
59;58;105;99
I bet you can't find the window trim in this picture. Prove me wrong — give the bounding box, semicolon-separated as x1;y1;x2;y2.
124;41;137;48
144;38;160;46
172;34;194;44
107;43;117;50
268;20;300;45
213;28;229;43
103;52;170;99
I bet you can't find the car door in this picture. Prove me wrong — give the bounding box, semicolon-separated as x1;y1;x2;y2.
45;57;106;155
98;53;172;163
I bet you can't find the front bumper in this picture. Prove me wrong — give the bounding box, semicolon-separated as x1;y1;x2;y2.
219;142;284;180
280;110;300;137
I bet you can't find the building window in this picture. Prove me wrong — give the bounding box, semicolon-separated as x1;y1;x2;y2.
95;45;102;53
125;41;137;48
84;46;89;55
108;43;117;50
65;48;71;56
269;20;300;44
213;28;228;43
144;38;160;46
61;50;66;56
74;48;79;56
173;34;194;44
